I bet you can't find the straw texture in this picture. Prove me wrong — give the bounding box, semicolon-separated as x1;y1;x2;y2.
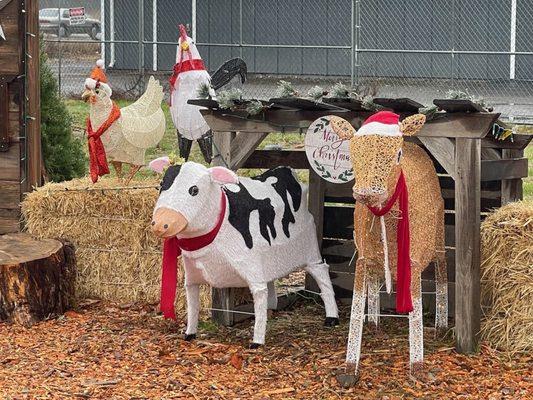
21;177;211;317
480;200;533;354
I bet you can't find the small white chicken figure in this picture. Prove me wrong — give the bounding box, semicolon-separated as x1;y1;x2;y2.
169;24;214;163
82;60;165;184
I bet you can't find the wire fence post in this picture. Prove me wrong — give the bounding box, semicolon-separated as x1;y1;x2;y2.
239;0;243;59
57;0;62;96
138;0;144;76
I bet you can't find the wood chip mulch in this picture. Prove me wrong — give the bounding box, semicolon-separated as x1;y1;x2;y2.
0;300;531;399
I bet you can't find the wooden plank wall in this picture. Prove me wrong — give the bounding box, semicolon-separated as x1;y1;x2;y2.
0;81;22;234
320;144;504;314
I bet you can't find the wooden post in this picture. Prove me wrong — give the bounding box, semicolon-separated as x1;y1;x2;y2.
305;169;326;292
501;149;524;205
211;131;236;326
454;138;481;353
26;0;42;189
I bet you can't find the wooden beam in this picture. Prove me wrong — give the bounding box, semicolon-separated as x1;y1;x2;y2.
305;169;327;293
454;138;481;354
481;133;533;150
419;113;499;139
418;137;456;179
0;208;20;235
201;111;280;134
229;132;269;170
211;131;236;326
501;149;524;205
480;147;501;160
242;150;309;169
26;0;42;189
0;180;20;209
481;158;528;181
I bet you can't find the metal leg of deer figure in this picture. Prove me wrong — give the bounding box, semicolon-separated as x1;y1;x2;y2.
197;130;213;164
409;272;424;375
177;131;193;160
337;262;366;387
347;264;367;370
367;274;380;327
435;259;448;331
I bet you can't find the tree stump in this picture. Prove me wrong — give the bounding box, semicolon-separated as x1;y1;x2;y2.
0;233;76;326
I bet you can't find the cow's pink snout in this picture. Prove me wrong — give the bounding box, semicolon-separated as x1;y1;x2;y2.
152;208;188;238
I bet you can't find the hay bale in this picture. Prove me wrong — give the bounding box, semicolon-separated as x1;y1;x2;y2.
21;177;211;318
480;200;533;354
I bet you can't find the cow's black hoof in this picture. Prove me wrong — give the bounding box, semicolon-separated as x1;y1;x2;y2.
184;334;196;341
249;342;262;349
324;317;340;327
336;372;360;388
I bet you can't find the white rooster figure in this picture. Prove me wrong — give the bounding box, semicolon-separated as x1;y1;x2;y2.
169;24;214;163
82;60;166;184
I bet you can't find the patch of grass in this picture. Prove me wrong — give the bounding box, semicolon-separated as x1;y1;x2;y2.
64;99;533;198
64;99;306;181
198;320;219;333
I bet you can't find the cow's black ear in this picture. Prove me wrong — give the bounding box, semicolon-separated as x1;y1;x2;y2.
160;165;181;192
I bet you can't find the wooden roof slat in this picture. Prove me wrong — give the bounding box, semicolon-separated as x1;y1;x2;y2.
373;97;425;113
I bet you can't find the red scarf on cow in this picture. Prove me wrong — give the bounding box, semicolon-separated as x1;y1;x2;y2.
160;191;227;320
86;102;121;183
367;171;413;313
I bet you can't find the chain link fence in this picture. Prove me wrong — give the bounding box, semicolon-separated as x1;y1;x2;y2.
40;0;533;122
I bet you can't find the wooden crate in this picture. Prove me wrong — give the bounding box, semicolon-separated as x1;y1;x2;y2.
198;100;532;354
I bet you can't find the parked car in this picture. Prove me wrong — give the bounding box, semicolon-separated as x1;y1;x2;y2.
39;8;100;40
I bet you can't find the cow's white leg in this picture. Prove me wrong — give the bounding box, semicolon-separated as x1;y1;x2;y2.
249;282;268;347
367;274;380;327
345;262;366;373
267;281;278;310
305;261;339;325
409;272;424;374
184;284;200;340
435;259;448;331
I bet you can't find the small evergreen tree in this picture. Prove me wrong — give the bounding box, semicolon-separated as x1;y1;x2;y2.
40;43;86;182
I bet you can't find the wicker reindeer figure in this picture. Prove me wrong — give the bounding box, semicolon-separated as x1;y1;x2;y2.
330;111;448;379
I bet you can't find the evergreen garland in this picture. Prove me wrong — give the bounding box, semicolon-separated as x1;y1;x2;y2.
217;88;243;110
446;89;487;109
245;100;264;116
362;95;384;111
330;82;352;99
40;40;86;182
196;82;212;99
307;85;325;101
276;80;298;98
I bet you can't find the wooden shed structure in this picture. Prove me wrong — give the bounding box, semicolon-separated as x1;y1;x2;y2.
193;96;532;354
0;0;41;234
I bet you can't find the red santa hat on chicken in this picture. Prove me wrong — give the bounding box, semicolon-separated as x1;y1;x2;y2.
85;59;112;97
169;25;207;90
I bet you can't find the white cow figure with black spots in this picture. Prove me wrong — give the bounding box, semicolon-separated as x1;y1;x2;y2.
150;159;339;348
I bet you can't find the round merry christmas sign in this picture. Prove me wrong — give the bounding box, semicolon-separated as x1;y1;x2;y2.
305;116;354;183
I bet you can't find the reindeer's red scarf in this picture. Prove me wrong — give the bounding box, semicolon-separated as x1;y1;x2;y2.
160;191;227;320
367;171;413;313
86;102;121;183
